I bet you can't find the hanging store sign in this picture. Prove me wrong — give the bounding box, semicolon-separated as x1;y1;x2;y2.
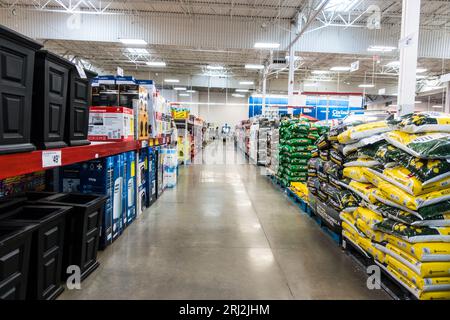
350;61;359;72
117;66;124;76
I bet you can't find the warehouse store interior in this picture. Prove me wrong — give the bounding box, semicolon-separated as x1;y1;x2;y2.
1;0;450;302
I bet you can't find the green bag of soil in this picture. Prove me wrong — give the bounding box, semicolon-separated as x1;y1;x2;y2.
287;138;313;146
374;219;450;243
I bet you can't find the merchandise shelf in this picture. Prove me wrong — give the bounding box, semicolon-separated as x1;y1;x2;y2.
0;137;169;180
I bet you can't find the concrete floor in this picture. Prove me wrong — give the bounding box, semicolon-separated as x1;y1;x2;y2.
59;140;389;300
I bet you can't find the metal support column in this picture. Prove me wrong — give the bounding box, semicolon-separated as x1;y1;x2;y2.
445;82;450;114
397;0;421;116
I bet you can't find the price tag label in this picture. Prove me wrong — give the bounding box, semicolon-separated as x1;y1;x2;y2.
42;150;62;168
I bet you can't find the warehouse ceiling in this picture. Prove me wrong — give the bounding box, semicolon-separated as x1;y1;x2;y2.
2;0;450;93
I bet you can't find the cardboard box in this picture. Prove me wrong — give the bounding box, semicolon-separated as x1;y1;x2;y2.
148;148;157;206
112;154;124;240
88;106;134;141
136;147;149;216
126;151;137;225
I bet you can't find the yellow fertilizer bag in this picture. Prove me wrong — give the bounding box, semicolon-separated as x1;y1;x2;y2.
343;158;381;168
343;167;369;183
384;130;450;159
342;229;359;245
356;218;384;242
386;265;450;300
383;247;450;278
369;166;450;196
378;180;450;211
397;112;450;133
337;121;390;144
346;181;378;203
363;169;382;187
386;234;450;262
358;236;385;263
353;207;384;228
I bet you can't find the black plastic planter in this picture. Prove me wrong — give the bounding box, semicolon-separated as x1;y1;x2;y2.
0;223;36;300
32;50;74;150
65;68;97;146
0;196;27;212
0;25;42;155
0;205;71;300
37;193;106;281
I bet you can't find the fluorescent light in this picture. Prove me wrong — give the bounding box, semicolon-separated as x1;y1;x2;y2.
146;61;166;67
416;68;428;73
232;93;245;98
254;42;280;49
235;89;249;92
358;84;375;88
330;66;351;72
186;90;196;93
174;87;187;91
415;101;422;104
320;0;359;12
179;93;190;97
119;38;147;45
206;65;224;70
312;70;330;74
164;79;179;83
432;105;443;108
304;83;318;87
126;48;149;55
240;81;254;85
245;64;264;70
386;61;400;68
368;45;396;52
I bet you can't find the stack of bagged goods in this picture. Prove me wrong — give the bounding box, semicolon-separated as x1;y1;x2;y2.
308;119;391;260
277;119;323;187
290;182;309;202
269;128;279;175
346;111;450;300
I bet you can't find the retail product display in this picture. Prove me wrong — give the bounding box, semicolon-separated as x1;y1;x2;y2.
0;25;42;154
32;50;74;150
88;106;134;141
268;128;280;175
161;148;178;188
278;118;324;187
65;68;97;146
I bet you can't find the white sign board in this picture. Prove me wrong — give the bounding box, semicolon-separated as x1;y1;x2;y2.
349;96;363;108
288;94;306;106
42;150;62;168
117;66;124;76
378;88;386;95
350;61;360;72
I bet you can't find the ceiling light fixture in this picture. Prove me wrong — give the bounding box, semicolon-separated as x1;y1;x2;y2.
415;101;422;104
386;61;400;68
232;93;245;98
367;45;396;52
330;66;351;72
254;42;280;49
416;68;428;73
235;89;249;92
432;105;443;108
206;65;224;70
245;64;265;70
119;38;147;45
311;70;330;74
239;81;254;85
146;61;166;67
358;84;375;88
164;79;179;83
126;48;149;55
186;90;196;93
304;83;318;87
174;87;187;91
179;93;190;97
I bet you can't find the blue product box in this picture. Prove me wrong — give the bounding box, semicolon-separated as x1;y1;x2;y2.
126;151;137;225
148;147;157;205
112;154;124;240
60;157;115;249
137;147;149;216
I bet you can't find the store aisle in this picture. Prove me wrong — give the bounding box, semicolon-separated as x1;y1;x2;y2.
60;140;389;300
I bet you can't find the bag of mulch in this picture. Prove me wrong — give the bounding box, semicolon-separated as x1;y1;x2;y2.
328;121;363;141
343;167;369;183
366;201;450;227
375;219;450;243
328;176;349;191
323;161;342;180
307;178;319;195
358;140;386;159
338;121;390;144
384;131;450;159
287;151;312;159
330;149;345;166
345;181;378;203
317;171;329;183
368;166;450;196
344;157;381;168
358;236;386;263
396;112;450;133
319;150;329;161
353;207;384;228
374;143;405;165
287;138;313;146
356;218;385;242
316;135;330;150
342;134;385;156
290;158;309;165
385;234;450;262
317;189;328;202
396;157;450;186
289;165;308;172
377;180;450;211
340;212;362;236
328;190;358;212
285;170;308;178
380;243;450;278
308;168;317;177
